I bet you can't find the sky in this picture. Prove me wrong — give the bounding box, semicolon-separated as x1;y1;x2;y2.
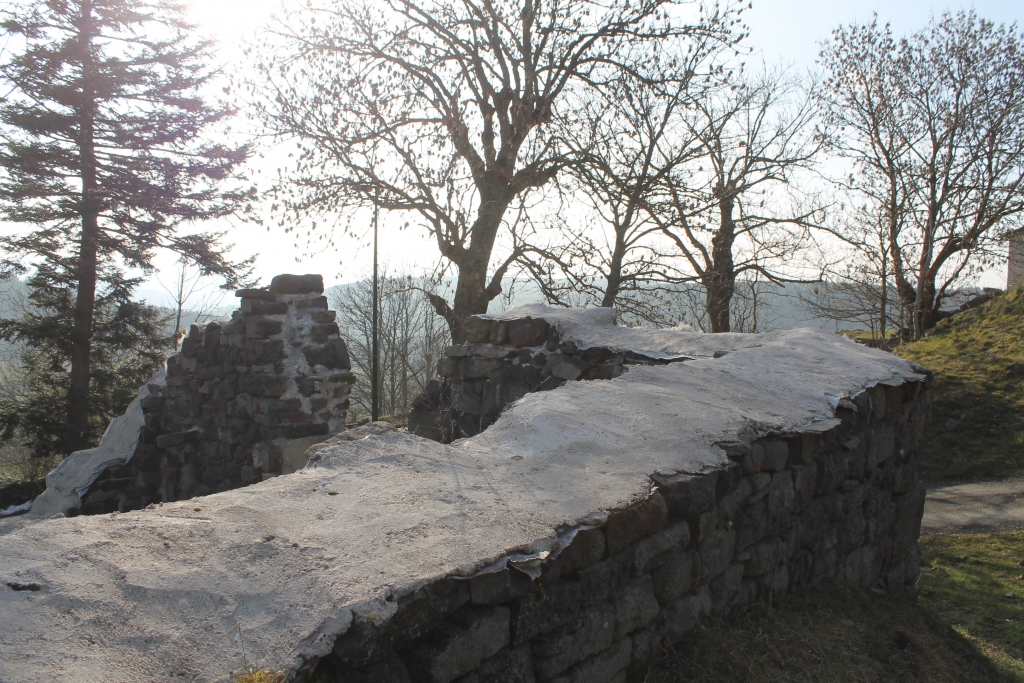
144;0;1024;303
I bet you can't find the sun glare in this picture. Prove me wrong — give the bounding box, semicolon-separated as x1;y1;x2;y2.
186;0;282;45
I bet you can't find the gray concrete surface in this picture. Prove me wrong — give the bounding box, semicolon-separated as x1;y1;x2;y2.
922;478;1024;534
0;323;918;683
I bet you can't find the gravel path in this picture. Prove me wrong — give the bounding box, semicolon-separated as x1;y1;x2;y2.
922;478;1024;534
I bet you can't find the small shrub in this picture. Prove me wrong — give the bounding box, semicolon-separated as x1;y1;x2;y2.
232;668;286;683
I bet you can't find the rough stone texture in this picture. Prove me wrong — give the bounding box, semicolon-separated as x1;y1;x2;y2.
20;276;353;519
0;308;930;683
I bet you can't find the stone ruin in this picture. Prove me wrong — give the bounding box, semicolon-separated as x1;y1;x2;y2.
0;302;931;683
19;273;353;518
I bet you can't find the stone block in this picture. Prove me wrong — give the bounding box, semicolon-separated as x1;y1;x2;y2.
761;440;789;472
612;577;659;639
238;374;288;397
576;552;635;607
453;644;535;683
628;626;662;681
743;537;784;577
632;521;689;574
716;476;752;522
245;317;283;339
697;527;735;581
470;568;533;605
337;653;411;683
651;551;693;602
547;354;585;381
661;585;712;640
867;423;896;469
734;497;767;551
843;544;881;588
235;287;277;300
710;563;744;613
407;606;510;683
511;581;583;645
304;337;352;369
767;471;795;532
549;637;631;683
309;310;337;324
654;471;718;519
311;322;341;343
790;462;817;512
489;321;509;345
508;318;551;348
464;317;492;343
690;511;716;543
242;299;288;316
461;358;506;380
296;295;329;310
604;493;668;554
548;527;606;579
156;429;201;449
532;601;615;679
269;273;324;294
894;483;926;558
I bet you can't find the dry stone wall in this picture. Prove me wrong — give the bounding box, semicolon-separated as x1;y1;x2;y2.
335;321;930;683
74;274;354;516
410;315;635;440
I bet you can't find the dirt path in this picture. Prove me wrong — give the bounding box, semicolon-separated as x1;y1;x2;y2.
922;478;1024;535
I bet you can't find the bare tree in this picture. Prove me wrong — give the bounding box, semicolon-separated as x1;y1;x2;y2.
515;72;704;325
155;257;234;347
654;65;824;332
332;272;448;420
817;11;1024;339
800;198;905;345
249;0;743;342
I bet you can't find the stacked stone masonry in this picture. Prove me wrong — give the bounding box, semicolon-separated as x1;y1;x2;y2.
76;274;354;515
339;317;930;683
413;315;637;440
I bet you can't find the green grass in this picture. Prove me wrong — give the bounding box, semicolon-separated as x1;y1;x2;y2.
647;532;1024;683
899;286;1024;482
918;532;1024;680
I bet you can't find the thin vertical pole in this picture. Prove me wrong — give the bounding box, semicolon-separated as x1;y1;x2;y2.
371;186;380;422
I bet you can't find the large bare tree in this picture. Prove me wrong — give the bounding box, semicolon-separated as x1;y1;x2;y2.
514;75;695;324
817;11;1024;339
654;65;823;332
249;0;742;341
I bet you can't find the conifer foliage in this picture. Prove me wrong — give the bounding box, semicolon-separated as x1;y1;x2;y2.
0;0;252;456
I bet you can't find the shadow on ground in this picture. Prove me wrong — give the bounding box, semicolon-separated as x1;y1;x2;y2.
643;533;1024;683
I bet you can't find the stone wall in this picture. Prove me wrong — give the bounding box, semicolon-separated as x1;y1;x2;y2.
73;274;354;515
412;314;639;440
337;322;930;683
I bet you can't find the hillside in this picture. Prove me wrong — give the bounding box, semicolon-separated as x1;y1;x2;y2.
900;285;1024;482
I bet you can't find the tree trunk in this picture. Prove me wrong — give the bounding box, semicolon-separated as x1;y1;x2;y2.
705;190;737;333
444;186;515;343
600;226;627;308
67;0;100;452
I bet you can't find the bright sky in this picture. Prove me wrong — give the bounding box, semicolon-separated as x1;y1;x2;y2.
150;0;1023;302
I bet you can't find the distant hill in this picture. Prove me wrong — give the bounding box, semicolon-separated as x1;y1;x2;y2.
900;285;1024;482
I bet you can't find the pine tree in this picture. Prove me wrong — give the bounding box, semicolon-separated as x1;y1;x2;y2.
0;245;173;457
0;0;253;453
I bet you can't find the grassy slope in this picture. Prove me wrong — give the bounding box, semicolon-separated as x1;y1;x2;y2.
899;286;1024;482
